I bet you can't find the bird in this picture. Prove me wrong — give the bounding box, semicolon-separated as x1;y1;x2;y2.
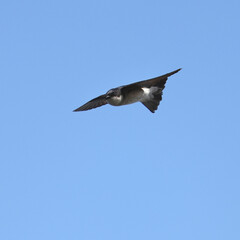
73;68;181;113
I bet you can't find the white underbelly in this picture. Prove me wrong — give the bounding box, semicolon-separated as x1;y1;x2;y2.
107;87;157;106
124;95;143;104
107;95;123;106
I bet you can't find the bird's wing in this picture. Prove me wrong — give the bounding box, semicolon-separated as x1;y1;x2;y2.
73;94;107;111
121;68;181;91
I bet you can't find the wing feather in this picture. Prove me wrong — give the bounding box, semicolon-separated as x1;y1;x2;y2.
73;94;107;111
121;68;181;92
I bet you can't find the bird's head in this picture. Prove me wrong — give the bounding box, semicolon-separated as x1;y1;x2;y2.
106;88;120;99
105;88;123;106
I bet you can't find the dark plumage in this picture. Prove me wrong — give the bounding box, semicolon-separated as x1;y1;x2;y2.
73;68;181;113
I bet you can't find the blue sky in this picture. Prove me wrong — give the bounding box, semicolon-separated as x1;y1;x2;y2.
1;0;240;239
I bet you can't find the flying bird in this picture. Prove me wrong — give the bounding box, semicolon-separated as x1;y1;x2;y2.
73;68;181;113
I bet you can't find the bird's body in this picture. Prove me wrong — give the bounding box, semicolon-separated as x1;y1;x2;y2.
73;68;181;113
107;87;143;106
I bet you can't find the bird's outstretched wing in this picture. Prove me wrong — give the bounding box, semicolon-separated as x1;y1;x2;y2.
121;68;181;92
73;94;107;111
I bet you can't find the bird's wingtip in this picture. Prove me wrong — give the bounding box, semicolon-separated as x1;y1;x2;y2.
164;68;182;78
175;68;182;72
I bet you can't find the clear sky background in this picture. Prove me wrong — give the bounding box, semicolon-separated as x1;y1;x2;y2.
1;0;240;239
